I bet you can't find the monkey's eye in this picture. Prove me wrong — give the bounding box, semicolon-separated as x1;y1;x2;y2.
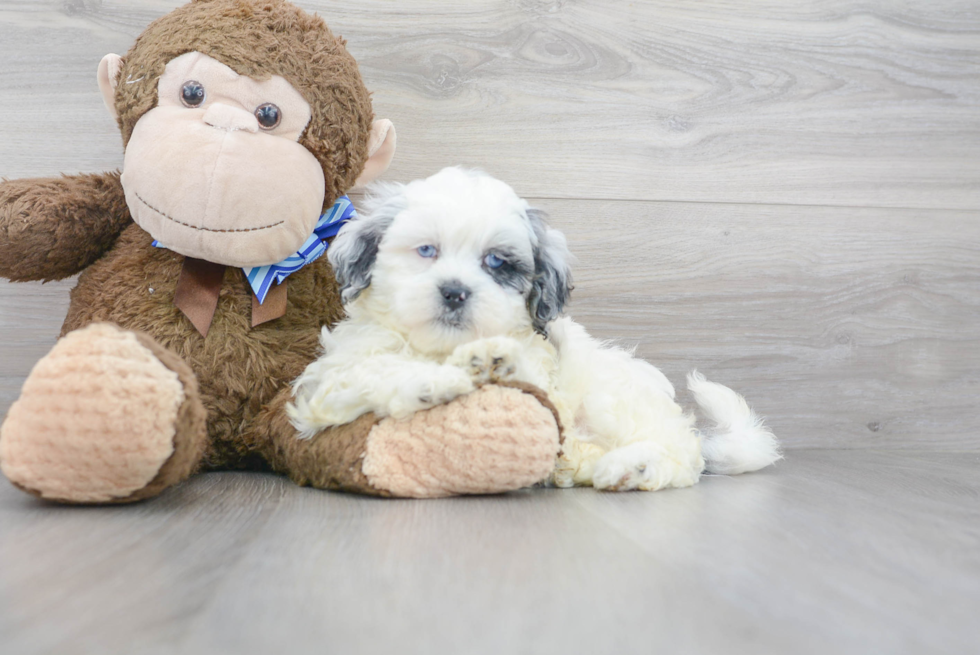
484;252;505;269
417;245;437;258
180;81;206;107
255;103;282;130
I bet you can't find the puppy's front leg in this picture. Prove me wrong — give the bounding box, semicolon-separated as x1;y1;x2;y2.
381;356;479;419
290;353;476;436
447;336;548;388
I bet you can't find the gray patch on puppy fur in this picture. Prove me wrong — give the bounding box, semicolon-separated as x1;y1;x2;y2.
525;208;573;335
328;185;404;303
483;247;534;293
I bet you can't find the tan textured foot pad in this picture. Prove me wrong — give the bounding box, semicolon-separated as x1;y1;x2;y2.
362;384;561;498
0;323;189;503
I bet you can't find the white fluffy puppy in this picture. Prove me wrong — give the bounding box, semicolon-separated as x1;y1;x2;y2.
289;167;780;491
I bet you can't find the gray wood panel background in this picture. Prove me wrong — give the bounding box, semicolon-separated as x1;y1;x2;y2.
0;0;977;450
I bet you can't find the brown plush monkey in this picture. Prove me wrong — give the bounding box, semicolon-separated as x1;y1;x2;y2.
0;0;560;503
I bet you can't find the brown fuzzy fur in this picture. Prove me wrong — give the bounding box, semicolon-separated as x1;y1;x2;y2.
0;0;561;502
255;388;390;496
115;0;373;210
61;223;343;470
0;172;130;282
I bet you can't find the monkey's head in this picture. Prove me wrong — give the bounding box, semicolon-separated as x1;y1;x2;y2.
97;0;395;268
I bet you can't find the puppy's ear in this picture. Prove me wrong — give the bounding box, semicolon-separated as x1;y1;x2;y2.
526;208;573;335
328;182;403;303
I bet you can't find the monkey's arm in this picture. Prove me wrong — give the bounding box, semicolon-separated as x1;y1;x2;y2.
0;171;132;281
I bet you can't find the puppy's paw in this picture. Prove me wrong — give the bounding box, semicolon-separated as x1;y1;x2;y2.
448;336;522;384
417;367;475;405
592;442;665;492
394;367;475;418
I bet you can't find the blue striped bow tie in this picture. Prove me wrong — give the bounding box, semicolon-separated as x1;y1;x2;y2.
153;195;356;304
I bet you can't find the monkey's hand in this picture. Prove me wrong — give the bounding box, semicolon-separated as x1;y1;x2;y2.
0;171;132;282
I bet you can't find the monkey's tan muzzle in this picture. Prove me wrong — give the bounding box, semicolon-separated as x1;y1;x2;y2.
121;105;325;268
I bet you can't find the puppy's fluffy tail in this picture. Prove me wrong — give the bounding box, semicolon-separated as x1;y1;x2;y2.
687;371;782;475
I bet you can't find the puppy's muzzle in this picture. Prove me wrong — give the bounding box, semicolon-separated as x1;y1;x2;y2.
439;281;471;311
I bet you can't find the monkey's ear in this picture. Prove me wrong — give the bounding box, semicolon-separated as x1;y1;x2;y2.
353;119;397;188
97;54;124;121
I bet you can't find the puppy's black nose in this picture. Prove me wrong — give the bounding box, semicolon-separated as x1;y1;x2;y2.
440;282;471;310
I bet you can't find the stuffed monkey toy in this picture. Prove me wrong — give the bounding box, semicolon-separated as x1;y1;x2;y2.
0;0;561;503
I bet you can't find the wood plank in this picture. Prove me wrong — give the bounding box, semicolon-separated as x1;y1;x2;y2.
0;471;289;654
2;199;977;451
535;198;980;451
1;450;977;654
344;0;980;209
1;1;978;208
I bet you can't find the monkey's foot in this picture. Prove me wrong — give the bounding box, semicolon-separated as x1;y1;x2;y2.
0;323;207;503
269;382;562;498
363;383;560;497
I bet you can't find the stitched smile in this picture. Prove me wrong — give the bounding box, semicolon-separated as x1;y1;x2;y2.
134;191;284;233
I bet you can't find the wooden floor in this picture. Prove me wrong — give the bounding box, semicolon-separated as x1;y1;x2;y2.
1;1;978;653
0;449;977;654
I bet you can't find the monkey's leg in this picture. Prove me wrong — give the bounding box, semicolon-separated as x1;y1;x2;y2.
0;323;207;503
253;382;562;498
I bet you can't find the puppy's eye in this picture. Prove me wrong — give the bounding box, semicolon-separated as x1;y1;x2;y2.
484;252;505;269
417;245;438;258
180;81;206;107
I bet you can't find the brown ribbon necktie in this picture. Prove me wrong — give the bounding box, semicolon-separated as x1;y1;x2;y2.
173;257;287;337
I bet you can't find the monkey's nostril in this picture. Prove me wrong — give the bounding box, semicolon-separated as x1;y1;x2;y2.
202;103;259;134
